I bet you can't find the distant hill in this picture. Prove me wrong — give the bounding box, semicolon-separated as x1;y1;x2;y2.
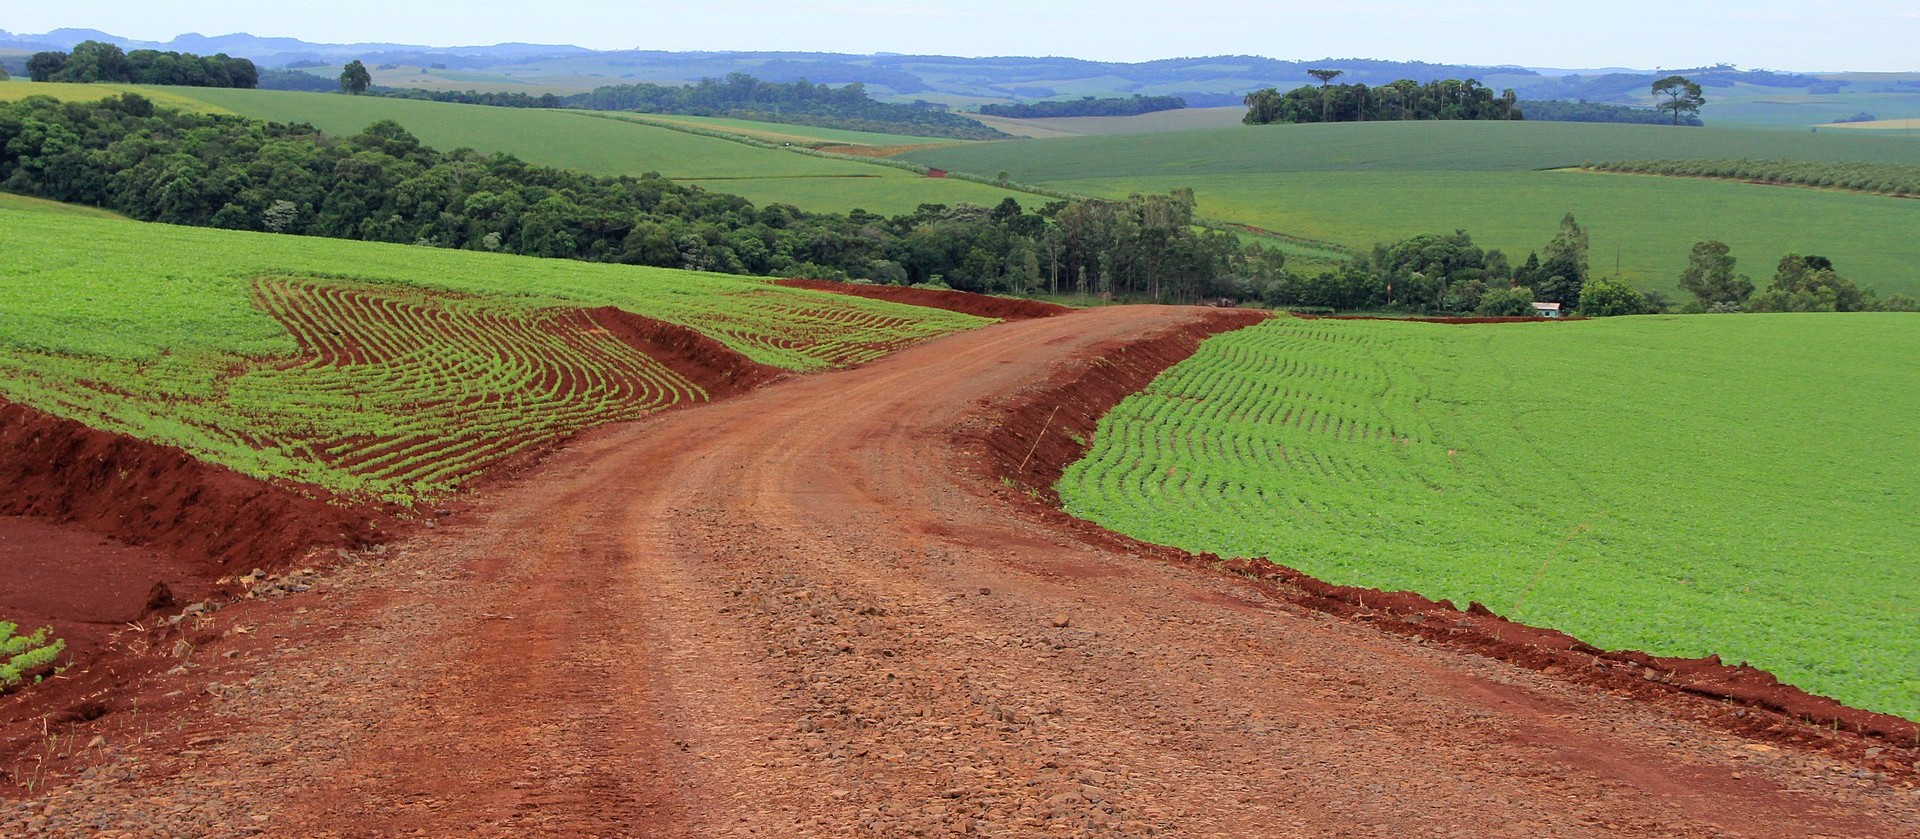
2;30;1913;113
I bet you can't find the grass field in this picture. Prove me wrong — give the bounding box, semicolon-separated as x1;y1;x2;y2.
0;205;987;500
0;79;231;113
900;121;1920;295
1059;315;1920;720
625;113;966;148
17;86;1039;218
967;107;1247;139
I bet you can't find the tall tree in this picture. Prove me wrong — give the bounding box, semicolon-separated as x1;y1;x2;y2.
1652;75;1706;126
340;60;372;95
1534;213;1589;305
1678;240;1753;310
1307;68;1344;122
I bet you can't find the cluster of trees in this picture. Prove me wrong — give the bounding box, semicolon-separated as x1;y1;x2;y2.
1244;73;1521;125
979;95;1187;119
1587;158;1920;198
1677;244;1916;313
257;68;344;92
343;72;1005;140
23;40;257;88
1254;215;1654;316
0;94;1278;302
1518;100;1701;126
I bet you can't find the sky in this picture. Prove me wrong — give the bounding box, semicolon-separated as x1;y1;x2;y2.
5;1;1917;72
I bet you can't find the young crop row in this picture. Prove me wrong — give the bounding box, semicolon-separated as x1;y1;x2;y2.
0;210;991;500
2;277;709;502
1059;315;1920;721
1585;158;1920;197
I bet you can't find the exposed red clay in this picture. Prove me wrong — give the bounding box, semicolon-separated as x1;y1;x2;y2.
0;400;385;573
775;277;1072;321
3;306;1914;837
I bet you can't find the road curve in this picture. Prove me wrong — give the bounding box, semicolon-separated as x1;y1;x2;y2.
27;306;1917;838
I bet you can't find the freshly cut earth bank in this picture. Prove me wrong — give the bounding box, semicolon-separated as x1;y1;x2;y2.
10;306;1914;837
0;400;381;571
776;277;1071;320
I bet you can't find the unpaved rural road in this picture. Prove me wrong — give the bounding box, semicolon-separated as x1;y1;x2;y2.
14;306;1918;837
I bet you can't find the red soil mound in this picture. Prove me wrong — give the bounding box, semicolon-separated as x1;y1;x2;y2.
966;307;1269;501
0;400;385;573
963;308;1920;770
775;278;1071;321
590;307;786;398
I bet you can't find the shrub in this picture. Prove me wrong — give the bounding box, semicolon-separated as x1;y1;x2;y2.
1;622;65;691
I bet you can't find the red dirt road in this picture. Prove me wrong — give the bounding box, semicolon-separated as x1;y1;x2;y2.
9;306;1917;837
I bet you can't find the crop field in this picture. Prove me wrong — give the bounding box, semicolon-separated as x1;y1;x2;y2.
164;88;1038;216
1059;314;1920;720
622;113;964;148
899;121;1920;294
0;79;230;113
967;107;1246;139
0;206;988;499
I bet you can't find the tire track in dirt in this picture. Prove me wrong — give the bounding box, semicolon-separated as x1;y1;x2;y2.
14;305;1918;838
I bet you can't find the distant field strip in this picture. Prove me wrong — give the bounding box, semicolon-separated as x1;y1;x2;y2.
0;209;988;498
1060;315;1920;720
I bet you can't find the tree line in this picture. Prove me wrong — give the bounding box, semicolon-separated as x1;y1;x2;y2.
979;96;1187;119
338;72;1007;141
1677;244;1914;313
0;94;1279;302
1244;73;1521;125
23;40;257;88
1518;100;1701;126
1586;158;1919;198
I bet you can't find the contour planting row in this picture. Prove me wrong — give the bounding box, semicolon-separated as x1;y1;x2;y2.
0;278;708;502
241;277;706;497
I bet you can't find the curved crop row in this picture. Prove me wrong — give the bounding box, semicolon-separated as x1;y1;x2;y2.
1059;314;1920;721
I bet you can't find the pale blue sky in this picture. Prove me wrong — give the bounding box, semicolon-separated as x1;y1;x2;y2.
6;1;1916;71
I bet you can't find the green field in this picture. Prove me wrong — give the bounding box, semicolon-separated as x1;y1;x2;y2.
0;204;987;500
968;107;1246;139
0;79;231;113
168;88;1036;216
1060;315;1920;720
900;120;1920;295
625;113;966;148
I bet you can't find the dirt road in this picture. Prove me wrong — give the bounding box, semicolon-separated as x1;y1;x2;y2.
11;306;1917;837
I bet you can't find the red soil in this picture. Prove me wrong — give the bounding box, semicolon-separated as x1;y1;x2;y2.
590;307;786;398
967;311;1920;773
775;277;1071;321
5;307;1915;836
0;400;383;573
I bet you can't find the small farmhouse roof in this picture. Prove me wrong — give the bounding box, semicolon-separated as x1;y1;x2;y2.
1531;302;1562;311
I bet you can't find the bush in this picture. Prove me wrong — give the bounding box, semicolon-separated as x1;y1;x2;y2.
2;622;65;691
1577;275;1653;317
1476;286;1535;316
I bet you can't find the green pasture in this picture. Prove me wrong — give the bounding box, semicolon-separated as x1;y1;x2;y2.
1061;314;1920;720
0;206;986;499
